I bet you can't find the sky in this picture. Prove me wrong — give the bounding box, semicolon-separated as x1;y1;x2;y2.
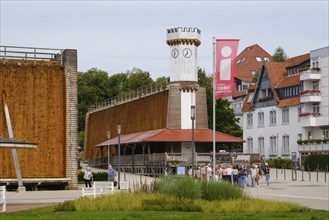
0;0;328;79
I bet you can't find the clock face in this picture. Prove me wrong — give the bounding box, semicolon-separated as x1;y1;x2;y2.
171;48;179;59
183;48;192;58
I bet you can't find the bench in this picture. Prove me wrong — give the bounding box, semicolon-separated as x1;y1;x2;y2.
0;186;6;212
82;181;114;198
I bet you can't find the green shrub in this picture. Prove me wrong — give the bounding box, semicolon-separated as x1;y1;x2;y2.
78;171;108;182
304;154;329;171
274;158;293;169
54;200;76;212
297;140;303;145
156;176;202;200
201;181;244;201
266;160;275;168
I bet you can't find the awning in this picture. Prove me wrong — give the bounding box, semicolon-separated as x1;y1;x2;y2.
95;128;244;147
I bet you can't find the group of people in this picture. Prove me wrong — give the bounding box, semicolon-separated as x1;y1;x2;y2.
82;164;116;188
189;162;271;188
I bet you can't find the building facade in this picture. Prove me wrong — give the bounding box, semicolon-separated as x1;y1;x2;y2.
242;46;329;165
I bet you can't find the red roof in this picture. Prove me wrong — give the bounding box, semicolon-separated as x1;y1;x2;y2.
95;128;244;147
235;44;273;82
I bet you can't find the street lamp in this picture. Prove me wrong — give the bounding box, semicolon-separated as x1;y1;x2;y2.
191;105;196;178
117;125;121;189
107;131;111;174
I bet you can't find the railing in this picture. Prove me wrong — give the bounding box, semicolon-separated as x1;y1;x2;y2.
0;186;6;212
88;79;169;113
88;152;259;167
0;45;63;64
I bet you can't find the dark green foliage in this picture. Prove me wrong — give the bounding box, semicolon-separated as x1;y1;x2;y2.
156;175;244;201
141;198;202;212
54;200;76;212
197;68;243;140
201;180;244;201
304;154;329;171
156;176;202;200
78;172;108;182
272;46;289;62
273;158;293;169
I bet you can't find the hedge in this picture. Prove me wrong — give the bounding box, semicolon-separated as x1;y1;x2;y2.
266;158;293;169
303;154;329;171
78;171;108;182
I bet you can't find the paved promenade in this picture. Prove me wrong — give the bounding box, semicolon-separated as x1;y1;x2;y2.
3;167;329;212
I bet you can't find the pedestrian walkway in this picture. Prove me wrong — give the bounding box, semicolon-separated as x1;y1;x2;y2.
4;165;329;212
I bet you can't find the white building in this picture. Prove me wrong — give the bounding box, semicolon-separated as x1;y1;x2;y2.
242;46;329;164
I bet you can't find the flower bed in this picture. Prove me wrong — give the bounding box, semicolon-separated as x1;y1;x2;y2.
299;112;320;117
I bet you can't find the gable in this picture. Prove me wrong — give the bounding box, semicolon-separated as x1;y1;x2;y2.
252;65;277;108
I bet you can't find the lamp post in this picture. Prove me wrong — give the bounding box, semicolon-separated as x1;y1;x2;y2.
107;130;111;181
117;125;121;189
191;105;196;178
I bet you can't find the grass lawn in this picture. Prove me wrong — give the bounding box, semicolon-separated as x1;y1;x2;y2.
0;206;328;220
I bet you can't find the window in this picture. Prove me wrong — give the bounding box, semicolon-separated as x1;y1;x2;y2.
282;135;290;155
241;58;246;63
298;106;302;121
270;136;277;155
258;137;265;155
308;132;312;140
300;82;304;91
247;113;253;128
256;57;262;62
251;70;256;75
313;103;320;113
282;108;289;124
270;110;276;126
264;57;270;62
323;130;329;139
258;112;264;127
237;59;241;64
312;81;319;90
298;133;302;141
247;137;253;153
312;57;319;68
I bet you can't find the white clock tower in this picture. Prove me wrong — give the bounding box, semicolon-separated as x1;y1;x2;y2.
166;27;207;134
167;27;201;82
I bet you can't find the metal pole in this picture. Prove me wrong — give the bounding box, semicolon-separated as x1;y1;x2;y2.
118;125;121;189
212;37;216;178
317;164;319;182
107;131;110;181
191;105;195;178
2;94;25;192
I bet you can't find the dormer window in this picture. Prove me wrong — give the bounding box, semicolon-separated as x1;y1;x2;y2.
251;70;256;75
237;59;241;64
256;57;262;62
264;57;270;62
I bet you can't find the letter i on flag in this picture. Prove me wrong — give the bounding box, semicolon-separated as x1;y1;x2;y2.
215;39;239;99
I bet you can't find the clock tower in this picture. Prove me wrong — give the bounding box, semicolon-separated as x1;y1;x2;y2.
167;27;201;82
166;27;207;134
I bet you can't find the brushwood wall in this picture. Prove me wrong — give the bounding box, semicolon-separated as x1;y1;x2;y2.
84;90;169;160
0;50;78;189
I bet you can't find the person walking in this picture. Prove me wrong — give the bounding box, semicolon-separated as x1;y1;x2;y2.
83;166;93;188
108;164;115;182
263;162;271;186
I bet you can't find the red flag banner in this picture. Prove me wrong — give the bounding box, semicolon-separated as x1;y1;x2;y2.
215;39;239;99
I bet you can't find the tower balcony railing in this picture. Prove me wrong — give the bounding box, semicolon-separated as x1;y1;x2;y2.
88;79;169;113
300;90;321;103
300;68;321;81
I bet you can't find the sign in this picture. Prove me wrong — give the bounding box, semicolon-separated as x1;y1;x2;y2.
215;39;239;99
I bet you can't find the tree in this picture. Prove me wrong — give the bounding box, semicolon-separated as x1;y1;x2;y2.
197;68;242;138
127;68;154;91
272;46;288;62
78;68;112;132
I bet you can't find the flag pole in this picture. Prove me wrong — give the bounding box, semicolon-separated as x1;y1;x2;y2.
212;37;216;178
